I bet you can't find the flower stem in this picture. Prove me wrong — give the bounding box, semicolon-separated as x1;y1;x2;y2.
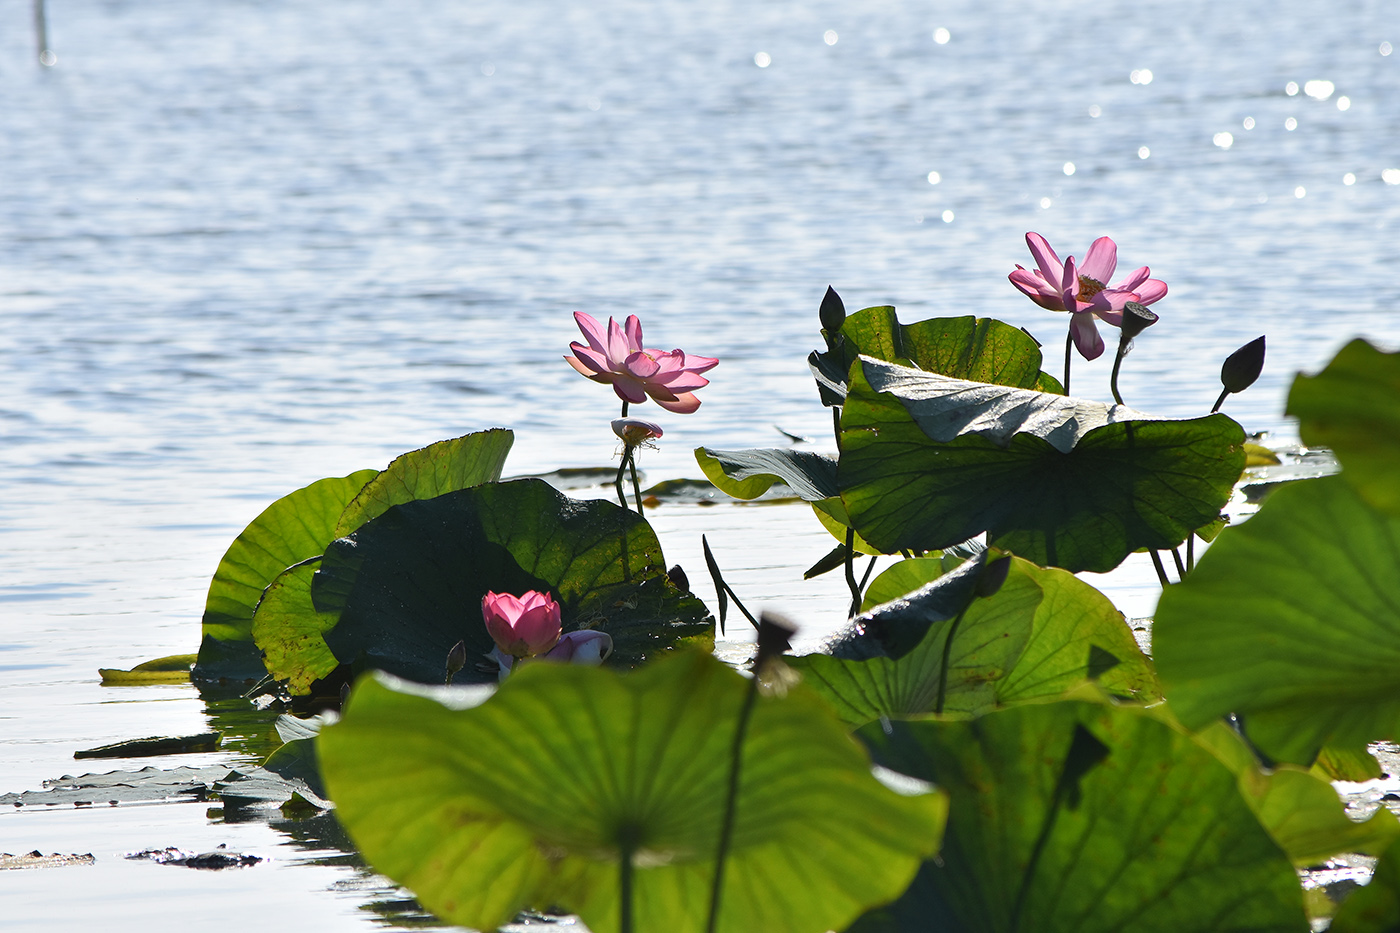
621;400;630;418
1149;550;1171;588
628;451;644;512
934;602;971;715
1063;332;1073;396
1170;546;1187;579
1210;387;1230;414
845;528;861;618
1109;338;1128;406
707;673;760;933
1186;534;1195;572
614;449;631;510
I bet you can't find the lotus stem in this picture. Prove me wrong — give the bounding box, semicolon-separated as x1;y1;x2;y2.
1210;387;1229;414
1170;547;1187;579
707;674;760;933
859;555;878;591
845;528;861;618
832;406;842;447
1149;550;1171;588
1063;332;1073;396
1186;534;1195;572
1109;341;1127;406
614;453;630;511
627;451;644;512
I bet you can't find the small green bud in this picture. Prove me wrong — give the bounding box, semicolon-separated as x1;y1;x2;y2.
819;286;846;338
1221;336;1266;394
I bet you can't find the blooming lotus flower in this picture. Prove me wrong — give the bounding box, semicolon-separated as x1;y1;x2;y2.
487;629;613;681
481;590;561;659
566;312;718;413
611;417;663;446
1008;233;1167;360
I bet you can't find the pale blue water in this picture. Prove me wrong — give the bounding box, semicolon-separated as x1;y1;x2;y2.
2;0;1398;927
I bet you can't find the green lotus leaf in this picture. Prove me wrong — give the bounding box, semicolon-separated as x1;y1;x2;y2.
812;497;884;555
1194;721;1400;865
252;562;341;695
838;358;1245;572
333;428;514;536
319;652;948;933
1154;474;1400;766
1330;835;1400;932
194;468;380;683
695;447;838;501
860;556;954;613
851;697;1307;932
312;479;712;685
1287;338;1400;517
836;307;1063;393
792;556;1157;725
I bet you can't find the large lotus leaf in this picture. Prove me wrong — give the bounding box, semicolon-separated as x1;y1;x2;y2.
839;358;1245;572
312;479;712;685
835;308;1063;394
792;557;1156;725
194;468;380;683
319;652;947;933
1154;474;1400;766
851;697;1307;932
332;428;513;536
695;447;838;501
860;557;952;612
1193;721;1400;866
252;563;341;695
1330;835;1400;932
1287;338;1400;517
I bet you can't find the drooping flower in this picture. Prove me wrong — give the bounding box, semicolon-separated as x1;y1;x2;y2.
566;312;718;413
611;417;664;447
487;629;613;681
481;590;561;660
1008;233;1167;360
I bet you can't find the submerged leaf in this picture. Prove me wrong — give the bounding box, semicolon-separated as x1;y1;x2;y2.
320;653;947;933
1154;474;1400;765
839;358;1244;572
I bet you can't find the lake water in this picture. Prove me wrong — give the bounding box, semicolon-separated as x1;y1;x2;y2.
2;0;1397;927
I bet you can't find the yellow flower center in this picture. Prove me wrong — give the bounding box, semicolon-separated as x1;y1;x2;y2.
1076;275;1106;303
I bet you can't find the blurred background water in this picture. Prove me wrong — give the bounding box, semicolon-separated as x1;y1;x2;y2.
1;0;1397;926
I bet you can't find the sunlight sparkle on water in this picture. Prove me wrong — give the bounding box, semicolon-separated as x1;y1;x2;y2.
942;210;954;223
1137;146;1150;159
823;30;838;46
933;27;950;44
1243;116;1256;130
1286;81;1300;96
753;52;771;67
1088;104;1101;117
1337;96;1351;111
1304;80;1335;100
1213;132;1234;149
1039;197;1052;209
1285;117;1298;131
1344;173;1357;186
927;171;941;185
1129;69;1153;85
1383;169;1400;185
1063;162;1075;175
1381;41;1393;56
1295;187;1306;199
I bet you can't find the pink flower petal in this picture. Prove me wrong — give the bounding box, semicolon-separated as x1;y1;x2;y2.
652;391;702;414
1069;313;1105;360
679;352;719;374
573;312;608;353
1080;236;1118;285
569;343;612;374
624;315;644;351
623;350;662;379
1133;278;1168;305
606;317;631;364
656;371;710;392
1113;265;1150;292
611;375;650;404
1026;232;1064;285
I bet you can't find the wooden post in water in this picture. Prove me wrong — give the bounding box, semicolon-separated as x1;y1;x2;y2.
34;0;55;66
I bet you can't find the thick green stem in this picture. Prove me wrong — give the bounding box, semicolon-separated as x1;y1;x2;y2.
1109;339;1128;406
1186;534;1195;572
707;676;760;933
1210;387;1229;414
845;528;861;618
935;603;971;714
1063;332;1073;396
1170;547;1187;579
1149;550;1171;587
628;452;644;512
614;450;630;510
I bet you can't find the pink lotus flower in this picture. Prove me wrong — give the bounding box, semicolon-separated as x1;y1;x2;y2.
566;312;718;414
1008;233;1167;360
481;590;561;659
611;417;664;446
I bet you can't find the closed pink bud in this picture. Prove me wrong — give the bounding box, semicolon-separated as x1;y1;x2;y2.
481;590;562;659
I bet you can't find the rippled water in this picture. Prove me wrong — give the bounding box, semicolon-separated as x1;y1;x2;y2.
2;0;1398;926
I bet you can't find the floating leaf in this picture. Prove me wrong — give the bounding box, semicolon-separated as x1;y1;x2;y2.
1154;474;1400;765
312;479;711;685
319;653;947;933
332;429;514;536
74;733;221;760
99;653;197;685
1287;338;1400;517
195;469;379;683
0;765;232;809
792;557;1156;725
851;697;1306;932
839;358;1244;572
695;447;838;501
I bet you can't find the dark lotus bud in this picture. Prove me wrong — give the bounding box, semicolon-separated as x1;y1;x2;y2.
753;612;797;671
445;639;467;684
819;286;846;336
1221;336;1266;394
975;555;1012;599
1120;302;1159;341
666;563;689;592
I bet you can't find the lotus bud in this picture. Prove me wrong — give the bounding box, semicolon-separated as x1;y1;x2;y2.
545;630;614;665
819;286;846;346
1221;336;1266;394
1119;302;1159;342
445;639;467;685
975;555;1013;599
666;564;689;592
481;590;562;659
753;612;797;672
611;418;664;447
